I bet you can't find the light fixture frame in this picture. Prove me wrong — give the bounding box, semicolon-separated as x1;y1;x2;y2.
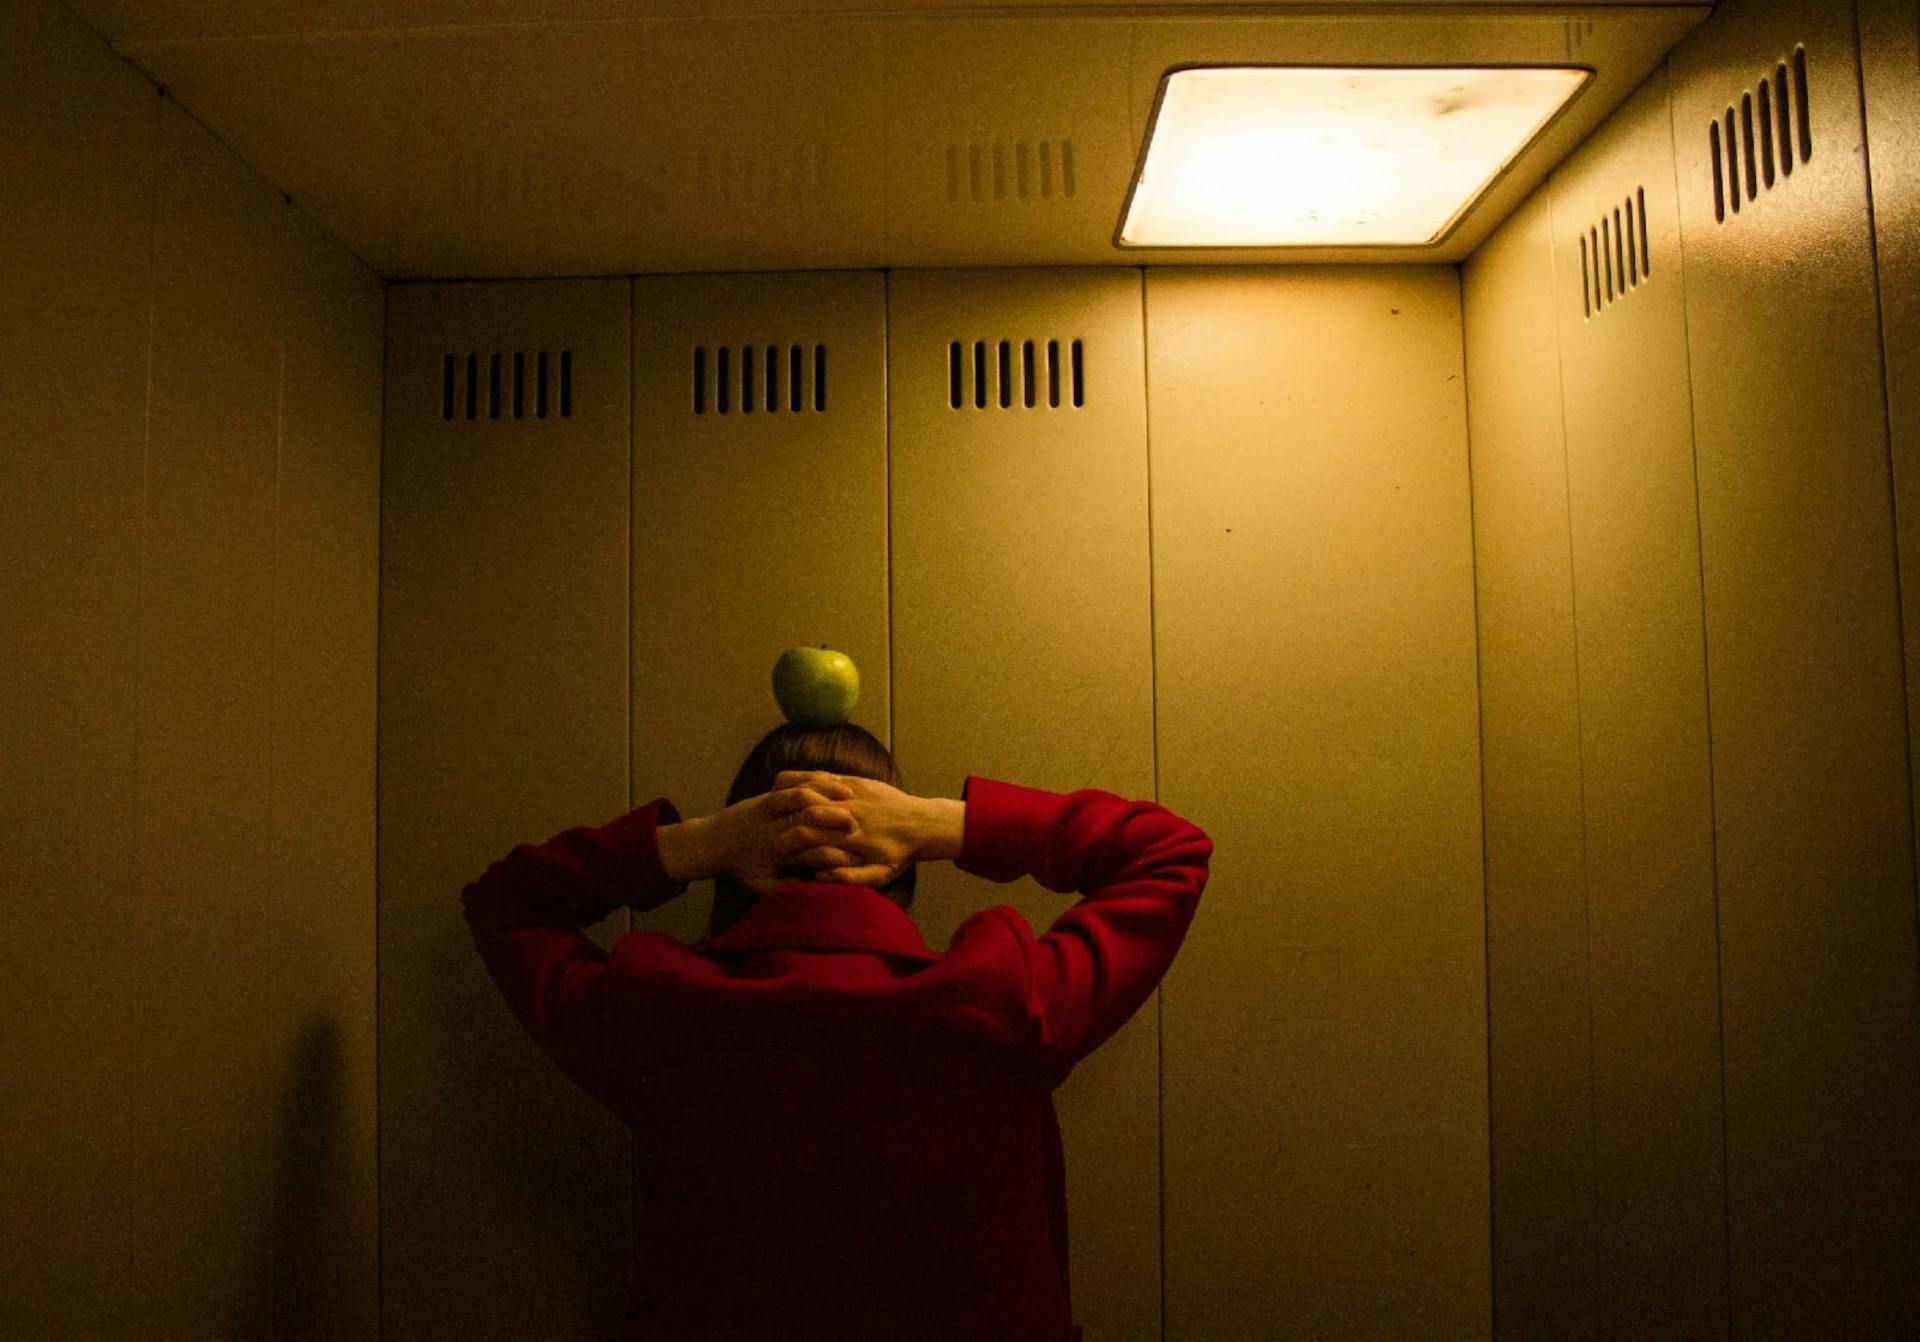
1112;61;1598;250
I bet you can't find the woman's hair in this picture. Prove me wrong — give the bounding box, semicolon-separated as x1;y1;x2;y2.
705;720;917;941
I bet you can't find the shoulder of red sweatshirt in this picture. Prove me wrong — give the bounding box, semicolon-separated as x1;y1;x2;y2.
460;775;1215;1104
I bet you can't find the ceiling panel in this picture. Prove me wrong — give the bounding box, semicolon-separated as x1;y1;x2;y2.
65;4;1712;277
66;2;1721;46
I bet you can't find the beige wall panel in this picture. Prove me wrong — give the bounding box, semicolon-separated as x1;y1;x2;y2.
1860;0;1920;921
1546;65;1727;1334
630;272;890;950
123;96;289;1334
259;199;385;1338
1668;0;1920;1329
67;0;1717;47
5;12;384;1336
1149;267;1487;1339
0;3;157;1334
886;269;1158;1341
380;279;634;1339
1460;186;1599;1341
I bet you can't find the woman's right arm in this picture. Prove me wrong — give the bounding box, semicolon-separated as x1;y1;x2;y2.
913;796;967;862
774;768;1214;1074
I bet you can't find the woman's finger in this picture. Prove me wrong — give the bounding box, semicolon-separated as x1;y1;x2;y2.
773;794;852;829
790;841;851;866
778;771;851;801
768;788;830;817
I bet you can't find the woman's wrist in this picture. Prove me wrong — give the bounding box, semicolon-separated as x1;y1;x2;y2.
656;814;718;884
917;797;966;863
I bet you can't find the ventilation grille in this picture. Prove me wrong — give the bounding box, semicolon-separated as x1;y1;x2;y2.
442;351;571;421
949;338;1084;410
947;139;1077;202
1580;187;1651;319
1711;46;1812;223
693;344;828;415
696;145;828;207
455;143;544;212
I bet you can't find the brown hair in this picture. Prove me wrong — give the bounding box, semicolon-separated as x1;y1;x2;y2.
705;721;918;940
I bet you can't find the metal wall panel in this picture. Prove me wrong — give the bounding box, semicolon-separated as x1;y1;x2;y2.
1860;0;1920;922
1461;185;1600;1341
379;279;634;1338
886;268;1159;1341
1545;64;1726;1335
265;183;385;1342
1668;0;1920;1328
124;88;284;1336
629;271;890;954
2;1;384;1323
132;93;381;1339
1150;267;1487;1338
1;4;159;1333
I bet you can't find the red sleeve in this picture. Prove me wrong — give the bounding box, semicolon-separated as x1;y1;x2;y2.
953;776;1214;1077
460;796;690;1112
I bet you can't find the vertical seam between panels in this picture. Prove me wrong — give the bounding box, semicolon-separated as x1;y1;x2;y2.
268;327;287;1333
1665;58;1734;1339
1140;264;1165;1342
883;270;894;803
1546;174;1605;1337
626;281;636;910
1458;259;1496;1340
627;276;639;1252
136;85;162;1320
374;278;389;1341
1855;0;1920;1046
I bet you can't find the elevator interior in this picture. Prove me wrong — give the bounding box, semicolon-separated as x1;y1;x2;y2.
5;1;1918;1337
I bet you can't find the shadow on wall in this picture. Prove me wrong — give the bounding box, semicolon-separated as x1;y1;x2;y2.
243;1013;349;1340
438;930;630;1338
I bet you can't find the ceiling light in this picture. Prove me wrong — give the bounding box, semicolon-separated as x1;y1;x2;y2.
1117;65;1593;248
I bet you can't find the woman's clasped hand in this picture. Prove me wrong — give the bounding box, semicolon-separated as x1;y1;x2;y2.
714;770;928;893
764;771;921;886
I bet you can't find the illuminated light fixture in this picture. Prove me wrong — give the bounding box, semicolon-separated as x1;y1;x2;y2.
1116;64;1593;248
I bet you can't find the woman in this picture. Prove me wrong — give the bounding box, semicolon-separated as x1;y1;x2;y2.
462;720;1214;1340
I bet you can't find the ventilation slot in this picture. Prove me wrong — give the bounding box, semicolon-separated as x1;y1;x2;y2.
948;338;1084;410
947;138;1078;203
1580;186;1652;320
695;143;829;207
1712;45;1812;224
442;350;572;421
692;344;828;415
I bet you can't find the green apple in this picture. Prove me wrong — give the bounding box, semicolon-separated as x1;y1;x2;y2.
772;645;859;728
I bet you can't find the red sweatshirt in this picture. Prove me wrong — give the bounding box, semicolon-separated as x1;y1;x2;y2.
462;774;1213;1341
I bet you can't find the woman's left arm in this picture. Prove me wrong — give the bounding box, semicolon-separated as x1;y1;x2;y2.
459;786;844;1109
655;812;719;885
460;797;698;1111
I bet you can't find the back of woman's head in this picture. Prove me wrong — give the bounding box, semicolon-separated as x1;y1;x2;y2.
706;721;917;940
